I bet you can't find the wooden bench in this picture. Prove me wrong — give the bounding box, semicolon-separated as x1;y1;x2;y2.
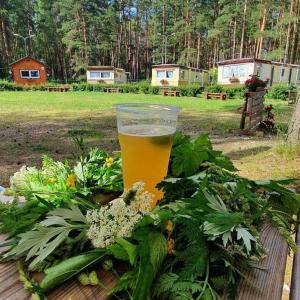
47;86;70;92
0;195;298;300
286;90;297;105
104;87;121;93
205;92;226;100
162;90;180;97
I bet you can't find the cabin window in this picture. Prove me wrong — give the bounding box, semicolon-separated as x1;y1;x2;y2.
89;71;112;79
101;72;111;78
166;71;174;78
222;64;248;78
157;70;174;79
90;71;101;79
20;70;40;79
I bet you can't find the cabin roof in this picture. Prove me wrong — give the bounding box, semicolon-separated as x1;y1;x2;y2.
218;58;300;68
87;66;125;72
9;56;46;67
217;58;271;66
152;64;208;72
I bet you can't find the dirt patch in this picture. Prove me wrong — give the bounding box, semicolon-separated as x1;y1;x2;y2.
0;109;299;187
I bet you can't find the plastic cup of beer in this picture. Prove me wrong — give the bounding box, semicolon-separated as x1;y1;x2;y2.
115;103;180;205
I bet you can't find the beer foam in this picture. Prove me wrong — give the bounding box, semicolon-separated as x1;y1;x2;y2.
119;125;175;136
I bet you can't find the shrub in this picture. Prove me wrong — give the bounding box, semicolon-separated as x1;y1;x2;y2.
222;86;246;98
171;85;201;97
204;84;223;93
149;86;160;95
266;84;295;100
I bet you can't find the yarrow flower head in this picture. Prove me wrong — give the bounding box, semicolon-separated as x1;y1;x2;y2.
86;182;154;248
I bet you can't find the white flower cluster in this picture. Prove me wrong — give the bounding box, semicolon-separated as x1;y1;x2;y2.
86;182;154;248
10;166;36;191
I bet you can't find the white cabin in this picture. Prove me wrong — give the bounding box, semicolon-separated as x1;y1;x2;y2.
217;58;300;86
86;66;127;84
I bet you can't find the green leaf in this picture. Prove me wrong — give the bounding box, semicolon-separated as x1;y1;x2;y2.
149;232;167;271
116;238;137;266
236;227;256;253
40;249;107;291
132;232;167;300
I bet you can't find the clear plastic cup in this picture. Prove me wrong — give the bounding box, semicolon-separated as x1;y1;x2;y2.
115;103;180;205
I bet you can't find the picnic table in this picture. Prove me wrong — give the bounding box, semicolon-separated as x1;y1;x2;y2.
0;193;297;300
104;87;122;93
205;92;226;100
47;86;70;92
162;90;180;97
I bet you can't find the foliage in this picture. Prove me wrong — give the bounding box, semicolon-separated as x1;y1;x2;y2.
266;84;296;100
170;85;202;97
204;84;223;93
1;132;299;300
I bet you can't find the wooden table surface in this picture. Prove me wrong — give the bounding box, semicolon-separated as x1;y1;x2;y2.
0;208;288;300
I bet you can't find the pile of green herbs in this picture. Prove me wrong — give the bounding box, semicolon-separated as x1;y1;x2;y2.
0;133;299;300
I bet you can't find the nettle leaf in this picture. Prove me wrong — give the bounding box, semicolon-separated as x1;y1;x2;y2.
236;227;256;253
149;232;167;271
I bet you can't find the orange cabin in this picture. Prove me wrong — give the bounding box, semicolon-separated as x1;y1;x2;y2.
9;56;47;85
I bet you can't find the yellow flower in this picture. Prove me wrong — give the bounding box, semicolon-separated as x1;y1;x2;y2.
105;157;114;167
167;239;175;255
48;177;57;184
66;174;77;188
165;220;174;233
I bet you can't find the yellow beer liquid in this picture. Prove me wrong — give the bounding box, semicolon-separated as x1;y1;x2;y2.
119;125;174;204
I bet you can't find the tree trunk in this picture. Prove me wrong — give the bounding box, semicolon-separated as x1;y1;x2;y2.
256;7;267;59
240;0;247;58
0;19;9;64
284;0;296;63
288;93;300;143
291;0;299;63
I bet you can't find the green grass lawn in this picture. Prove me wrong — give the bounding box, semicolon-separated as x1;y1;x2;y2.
0;91;297;188
0;91;289;116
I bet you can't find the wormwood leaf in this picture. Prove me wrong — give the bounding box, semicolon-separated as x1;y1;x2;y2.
2;205;87;270
236;227;256;253
203;212;243;237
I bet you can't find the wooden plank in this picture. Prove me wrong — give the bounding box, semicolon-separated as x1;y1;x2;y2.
237;223;288;300
290;215;300;300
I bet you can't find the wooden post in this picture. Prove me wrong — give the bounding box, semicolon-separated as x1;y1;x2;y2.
288;92;300;143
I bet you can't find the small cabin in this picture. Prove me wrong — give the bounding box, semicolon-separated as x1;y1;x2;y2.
10;56;47;85
217;58;300;86
86;66;127;84
151;64;209;87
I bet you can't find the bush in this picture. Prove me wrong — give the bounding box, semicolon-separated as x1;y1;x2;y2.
222;86;246;98
266;84;295;100
204;84;223;93
170;85;201;97
149;86;160;95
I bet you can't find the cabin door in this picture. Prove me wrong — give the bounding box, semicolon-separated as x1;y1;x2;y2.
270;66;274;86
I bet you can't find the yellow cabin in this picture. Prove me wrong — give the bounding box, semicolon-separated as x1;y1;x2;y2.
151;64;208;87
